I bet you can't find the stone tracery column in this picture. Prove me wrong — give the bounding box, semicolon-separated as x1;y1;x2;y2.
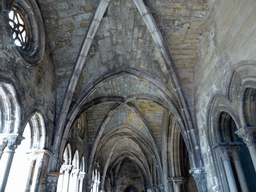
69;168;80;192
229;146;249;192
78;172;85;192
0;143;17;192
216;146;238;192
62;165;73;192
57;168;65;192
236;127;256;171
0;134;23;192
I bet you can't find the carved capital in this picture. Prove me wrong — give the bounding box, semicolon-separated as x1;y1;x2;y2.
0;138;8;151
172;177;186;186
79;172;86;179
61;164;73;173
236;127;256;146
214;144;230;161
71;168;80;176
190;167;207;192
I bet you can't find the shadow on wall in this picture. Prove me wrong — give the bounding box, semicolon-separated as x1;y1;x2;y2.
124;185;138;192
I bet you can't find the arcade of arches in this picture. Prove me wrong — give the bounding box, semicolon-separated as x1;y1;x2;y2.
0;0;256;191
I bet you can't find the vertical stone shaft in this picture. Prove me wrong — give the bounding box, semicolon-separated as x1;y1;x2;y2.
0;145;16;192
231;150;249;192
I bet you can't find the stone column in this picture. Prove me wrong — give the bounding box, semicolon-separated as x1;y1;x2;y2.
172;177;185;192
230;147;249;192
189;167;207;192
62;165;73;192
236;127;256;171
69;168;80;192
217;147;238;192
46;172;60;192
0;144;17;192
78;172;85;192
57;169;65;192
31;157;44;192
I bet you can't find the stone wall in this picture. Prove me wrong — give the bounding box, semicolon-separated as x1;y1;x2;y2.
0;1;55;149
195;0;256;191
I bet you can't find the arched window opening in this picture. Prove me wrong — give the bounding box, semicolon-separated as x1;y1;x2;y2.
69;150;80;192
0;82;20;192
91;165;100;192
78;156;85;192
57;143;73;192
8;6;30;49
4;111;47;192
167;116;197;192
213;112;255;192
5;123;31;191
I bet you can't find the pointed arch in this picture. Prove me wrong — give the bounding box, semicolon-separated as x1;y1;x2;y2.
53;0;197;172
0;82;20;134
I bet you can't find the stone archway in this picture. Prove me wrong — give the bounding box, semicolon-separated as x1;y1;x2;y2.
124;185;138;192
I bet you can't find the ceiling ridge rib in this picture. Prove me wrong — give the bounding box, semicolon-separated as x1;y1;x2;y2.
52;0;111;159
52;0;200;171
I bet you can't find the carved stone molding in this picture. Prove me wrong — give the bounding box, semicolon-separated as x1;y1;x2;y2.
236;127;256;146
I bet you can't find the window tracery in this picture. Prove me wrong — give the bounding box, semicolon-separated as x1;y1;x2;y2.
4;0;45;66
8;6;30;50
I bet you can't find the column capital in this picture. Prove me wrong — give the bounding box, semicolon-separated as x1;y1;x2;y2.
236;127;256;146
0;133;24;147
171;177;186;186
214;144;230;161
79;171;86;179
71;168;80;176
61;164;73;172
0;138;8;153
189;167;207;192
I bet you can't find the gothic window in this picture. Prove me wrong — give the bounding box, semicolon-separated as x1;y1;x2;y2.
91;167;100;192
4;112;46;192
8;6;30;50
4;0;45;65
5;123;31;192
57;144;72;192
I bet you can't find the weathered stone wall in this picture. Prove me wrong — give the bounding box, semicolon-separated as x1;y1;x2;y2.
0;2;55;149
37;0;99;115
195;0;256;191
